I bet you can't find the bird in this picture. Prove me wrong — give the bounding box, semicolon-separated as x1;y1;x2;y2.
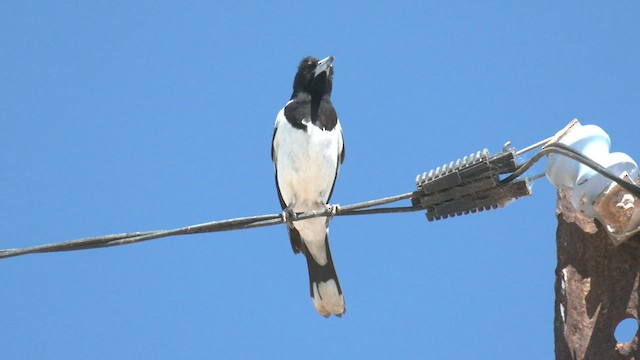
271;55;346;317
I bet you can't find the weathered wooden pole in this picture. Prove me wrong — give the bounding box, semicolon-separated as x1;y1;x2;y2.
554;190;640;359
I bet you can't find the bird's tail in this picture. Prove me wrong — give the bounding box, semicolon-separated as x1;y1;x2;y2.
303;235;346;317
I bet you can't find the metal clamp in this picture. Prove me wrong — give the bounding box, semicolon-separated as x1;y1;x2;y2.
412;147;532;221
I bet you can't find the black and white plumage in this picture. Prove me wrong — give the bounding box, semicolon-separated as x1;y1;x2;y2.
271;56;346;317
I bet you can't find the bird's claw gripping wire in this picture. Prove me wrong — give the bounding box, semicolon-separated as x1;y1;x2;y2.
325;204;341;225
282;207;297;229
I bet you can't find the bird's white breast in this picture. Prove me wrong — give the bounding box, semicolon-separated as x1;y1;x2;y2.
273;107;342;212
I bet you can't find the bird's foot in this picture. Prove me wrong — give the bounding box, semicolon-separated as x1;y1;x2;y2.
325;204;341;226
282;207;297;229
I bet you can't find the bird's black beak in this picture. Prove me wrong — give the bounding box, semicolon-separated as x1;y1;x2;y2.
314;56;334;77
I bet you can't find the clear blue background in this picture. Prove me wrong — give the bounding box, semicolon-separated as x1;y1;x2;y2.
2;1;639;358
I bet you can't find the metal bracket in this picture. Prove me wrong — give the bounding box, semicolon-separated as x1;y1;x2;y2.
412;147;533;221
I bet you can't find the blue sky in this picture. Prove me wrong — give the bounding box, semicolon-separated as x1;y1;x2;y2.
2;1;639;358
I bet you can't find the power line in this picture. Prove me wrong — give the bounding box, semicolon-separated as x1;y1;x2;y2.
0;192;419;259
2;141;638;260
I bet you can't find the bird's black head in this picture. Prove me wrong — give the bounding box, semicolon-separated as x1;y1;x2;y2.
291;56;334;100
